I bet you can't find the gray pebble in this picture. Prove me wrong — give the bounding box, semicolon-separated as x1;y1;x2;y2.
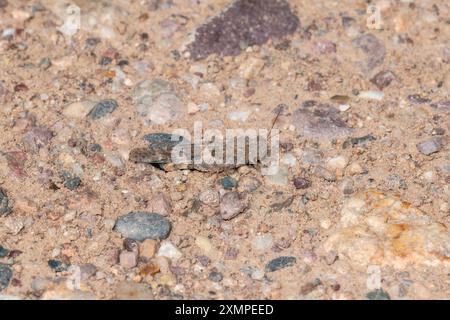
0;188;11;216
114;212;171;241
0;264;12;291
265;256;296;272
88;99;118;120
208;271;223;282
416;138;442;156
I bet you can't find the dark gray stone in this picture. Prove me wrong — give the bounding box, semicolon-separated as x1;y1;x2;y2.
208;271;223;282
48;260;70;273
265;256;296;272
0;188;11;216
88;99;118;120
114;212;171;241
0;264;12;291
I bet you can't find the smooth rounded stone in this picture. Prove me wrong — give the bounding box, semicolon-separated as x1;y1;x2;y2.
291;102;352;142
134;79;182;125
114;212;171;241
219;191;249;220
252;234;273;252
265;256;297;273
0;188;11;216
416;138;442;156
156;241;182;261
293;177;311;189
88;99;118;120
237;176;261;192
219;176;237;190
208;271;223;282
62;100;96;119
0;264;12;291
327;156;348;170
324;190;450;269
114;281;153;300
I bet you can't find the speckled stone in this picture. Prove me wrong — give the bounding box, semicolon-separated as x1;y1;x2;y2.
114;212;171;241
0;264;12;291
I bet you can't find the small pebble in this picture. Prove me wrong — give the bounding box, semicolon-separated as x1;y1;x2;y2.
265;256;297;272
48;260;70;273
0;188;12;216
156;241;182;261
88;99;118;120
208;271;223;282
0;264;13;291
416;138;442;156
219;192;249;220
219;176;237;190
114;212;171;241
293;177;311;189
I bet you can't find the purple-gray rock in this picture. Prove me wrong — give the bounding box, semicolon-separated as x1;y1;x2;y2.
114;212;171;241
88;99;118;120
370;70;396;90
416;138;442;156
353;34;386;71
220;191;249;220
292;101;352;142
186;0;299;60
22;127;53;152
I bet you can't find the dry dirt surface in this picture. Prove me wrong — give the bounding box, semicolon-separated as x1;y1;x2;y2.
0;0;449;300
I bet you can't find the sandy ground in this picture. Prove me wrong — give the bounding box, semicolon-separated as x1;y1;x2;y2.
0;0;449;300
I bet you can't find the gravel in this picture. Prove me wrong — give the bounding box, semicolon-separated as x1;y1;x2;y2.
114;212;172;241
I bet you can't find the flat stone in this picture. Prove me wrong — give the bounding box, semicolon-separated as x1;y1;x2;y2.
416;138;442;156
265;256;297;272
88;99;118;120
114;212;171;241
186;0;299;60
292;101;352;142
